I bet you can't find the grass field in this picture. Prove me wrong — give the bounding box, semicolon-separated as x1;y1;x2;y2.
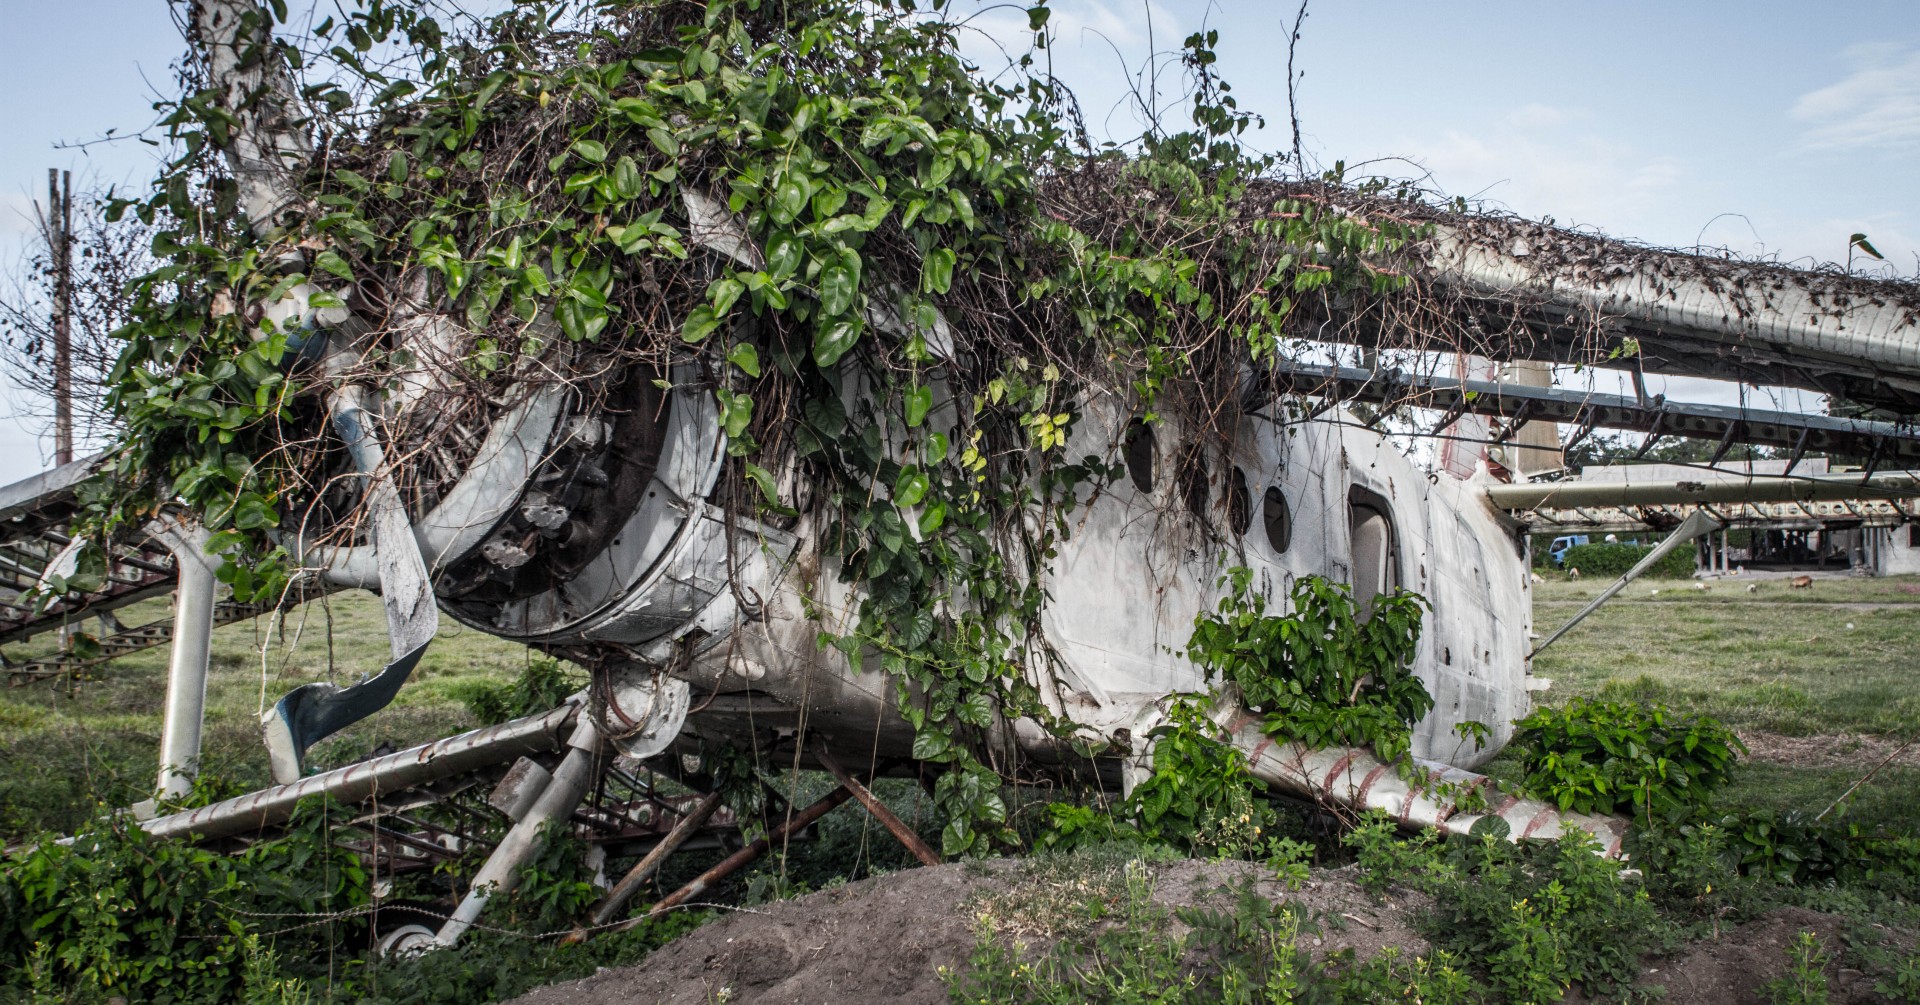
0;592;545;840
4;575;1917;842
1525;574;1920;829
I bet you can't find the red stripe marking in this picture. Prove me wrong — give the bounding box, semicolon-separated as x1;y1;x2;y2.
1355;762;1393;806
1322;752;1359;792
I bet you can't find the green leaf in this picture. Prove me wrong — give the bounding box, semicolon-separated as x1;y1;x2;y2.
774;175;810;224
681;305;722;343
913;730;955;762
571;138;608;163
314;250;354;281
708;276;744;316
1028;5;1051;30
717;390;754;438
726;342;761;377
611;156;642;199
894;465;929;506
905;385;933;427
765;231;803;278
922;247;956;294
812;317;863;367
744;463;780;507
917;498;947;535
1850;233;1884;260
818;258;858;318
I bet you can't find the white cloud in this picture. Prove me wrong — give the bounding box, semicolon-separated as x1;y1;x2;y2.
1501;102;1572;130
1391;113;1685;237
1791;42;1920;151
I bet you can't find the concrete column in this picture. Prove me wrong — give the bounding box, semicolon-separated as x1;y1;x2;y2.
150;518;218;801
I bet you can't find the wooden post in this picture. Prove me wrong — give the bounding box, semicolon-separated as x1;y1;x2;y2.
616;776;864;932
815;748;941;866
47;169;73;466
572;788;727;937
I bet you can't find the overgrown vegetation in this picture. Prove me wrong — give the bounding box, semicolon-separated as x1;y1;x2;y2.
1188;571;1432;764
7;0;1919;998
1509;697;1745;822
1557;542;1695;579
1040;573;1431;858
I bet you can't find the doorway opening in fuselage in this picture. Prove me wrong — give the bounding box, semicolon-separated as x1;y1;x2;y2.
1348;484;1400;619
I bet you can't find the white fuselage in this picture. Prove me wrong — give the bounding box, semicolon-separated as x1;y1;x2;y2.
433;379;1536;773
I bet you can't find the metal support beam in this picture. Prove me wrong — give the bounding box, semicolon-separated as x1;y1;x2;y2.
574;788;726;937
816;748;940;867
1268;361;1920;465
1530;510;1723;658
150;518;217;800
433;717;603;948
614;769;870;933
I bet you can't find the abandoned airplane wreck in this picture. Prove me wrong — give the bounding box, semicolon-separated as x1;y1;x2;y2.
3;0;1918;960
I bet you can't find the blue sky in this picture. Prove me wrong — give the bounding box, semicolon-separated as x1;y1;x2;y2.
0;1;1914;485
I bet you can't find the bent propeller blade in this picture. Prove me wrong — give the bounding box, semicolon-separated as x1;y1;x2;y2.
263;385;440;782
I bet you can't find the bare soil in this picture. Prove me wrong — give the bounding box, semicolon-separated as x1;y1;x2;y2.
504;857;1422;1005
505;860;1907;1005
1635;906;1894;1005
1739;730;1920;770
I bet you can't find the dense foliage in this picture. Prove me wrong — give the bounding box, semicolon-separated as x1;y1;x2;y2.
1509;698;1745;822
1558;542;1695;579
1188;571;1433;763
90;0;1427;851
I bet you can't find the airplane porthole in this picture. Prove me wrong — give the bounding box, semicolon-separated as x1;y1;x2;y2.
1262;486;1292;554
1123;421;1155;494
1228;467;1251;536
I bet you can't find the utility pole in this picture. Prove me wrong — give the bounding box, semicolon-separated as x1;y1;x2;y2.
47;168;73;466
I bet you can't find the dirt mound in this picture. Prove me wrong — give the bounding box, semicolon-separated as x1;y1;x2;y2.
508;859;1903;1005
1642;907;1892;1005
504;857;1420;1005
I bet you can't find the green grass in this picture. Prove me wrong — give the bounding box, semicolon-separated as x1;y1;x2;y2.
1532;576;1920;736
0;591;541;842
1526;574;1920;830
7;575;1918;843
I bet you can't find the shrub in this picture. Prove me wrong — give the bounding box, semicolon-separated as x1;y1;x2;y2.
1558;542;1694;579
1418;830;1669;1003
452;657;584;725
1510;698;1745;822
1187;571;1432;763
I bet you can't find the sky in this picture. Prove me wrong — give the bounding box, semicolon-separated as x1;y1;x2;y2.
0;0;1915;487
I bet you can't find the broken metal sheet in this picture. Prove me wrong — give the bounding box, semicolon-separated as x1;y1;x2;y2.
681;187;763;269
309;385;567;587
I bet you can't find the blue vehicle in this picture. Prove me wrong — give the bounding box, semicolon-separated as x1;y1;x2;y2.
1546;535;1589;567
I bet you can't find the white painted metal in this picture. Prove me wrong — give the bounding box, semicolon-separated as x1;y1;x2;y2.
1215;707;1629;855
1427;227;1920;396
142;703;579;841
1488;472;1920;511
432;717;603;947
149;516;218;800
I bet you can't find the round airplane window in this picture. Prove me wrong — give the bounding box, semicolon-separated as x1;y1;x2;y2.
1228;467;1251;536
1262;485;1292;553
1123;420;1155;494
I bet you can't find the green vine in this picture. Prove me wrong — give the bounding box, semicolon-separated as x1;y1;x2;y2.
94;0;1422;848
